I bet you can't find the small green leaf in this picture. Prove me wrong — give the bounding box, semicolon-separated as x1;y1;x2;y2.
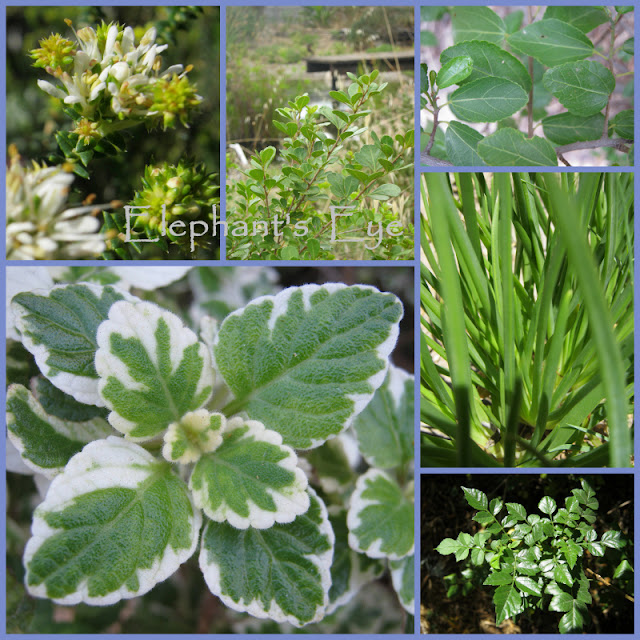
436;55;473;89
539;496;557;515
613;559;633;578
477;129;557;166
369;183;402;201
352;365;413;469
506;503;527;521
484;570;514;586
280;246;299;260
542;112;605;145
327;173;359;199
259;146;276;168
622;37;634;55
354;144;384;171
390;554;414;614
305;437;356;495
189;417;309;529
449;77;528;122
508;19;594;67
609;109;634;139
7;384;112;477
559;600;587;633
462;486;488;511
24;437;201;605
96;301;214;440
162;410;224;464
214;284;403;449
543;6;610;33
444;121;485;166
451;6;506;44
329;90;352;107
436;538;465;556
550;590;574;612
554;563;573;586
347;469;413;560
12;284;131;406
440;41;531;91
420;62;429;93
542;61;615;117
199;489;333;627
515;576;542;596
493;584;522;625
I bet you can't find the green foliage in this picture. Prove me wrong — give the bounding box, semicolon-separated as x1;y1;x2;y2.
421;172;633;467
421;6;634;166
227;71;413;259
436;481;629;633
7;268;414;632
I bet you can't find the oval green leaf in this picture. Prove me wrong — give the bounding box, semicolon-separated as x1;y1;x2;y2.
436;55;473;89
543;6;610;33
542;112;605;145
441;41;531;91
608;109;634;139
451;6;506;44
542;61;615;117
445;121;485;166
449;77;528;122
477;129;557;166
508;19;594;67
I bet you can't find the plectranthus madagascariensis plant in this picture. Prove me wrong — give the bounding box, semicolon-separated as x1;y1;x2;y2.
6;270;414;628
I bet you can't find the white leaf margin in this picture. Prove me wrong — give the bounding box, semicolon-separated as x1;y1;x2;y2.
95;300;214;438
199;487;334;627
6;384;113;478
390;554;415;615
23;436;202;606
189;417;310;529
347;468;415;561
214;283;402;449
11;283;138;407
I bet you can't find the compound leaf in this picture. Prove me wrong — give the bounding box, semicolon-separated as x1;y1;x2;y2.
12;284;132;406
95;301;214;440
199;488;333;627
24;437;201;605
542;61;615;117
508;19;594;67
214;284;402;450
449;77;528;122
451;6;506;44
347;469;414;560
352;365;414;469
6;384;112;477
462;486;489;510
189;417;309;530
477;129;557;166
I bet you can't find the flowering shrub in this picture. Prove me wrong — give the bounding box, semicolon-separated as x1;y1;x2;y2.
6;267;414;633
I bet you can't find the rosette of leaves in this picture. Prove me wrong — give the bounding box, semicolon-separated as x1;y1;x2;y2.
228;70;414;260
102;161;219;259
420;6;634;166
7;275;414;629
30;20;202;175
436;482;629;633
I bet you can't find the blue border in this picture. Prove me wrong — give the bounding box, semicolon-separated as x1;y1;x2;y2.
3;1;639;638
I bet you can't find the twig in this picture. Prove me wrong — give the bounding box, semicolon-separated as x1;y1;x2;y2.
555;137;632;156
585;567;634;603
420;151;453;167
557;152;571;167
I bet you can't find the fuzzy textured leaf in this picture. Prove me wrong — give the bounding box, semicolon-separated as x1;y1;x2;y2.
542;112;605;145
12;284;131;406
390;554;414;614
352;365;413;469
214;284;402;449
24;437;201;605
608;109;634;139
543;6;610;34
199;489;333;627
189;417;309;529
436;55;473;89
542;61;615;117
6;384;112;477
347;469;413;560
445;121;485;166
95;301;214;440
451;6;506;44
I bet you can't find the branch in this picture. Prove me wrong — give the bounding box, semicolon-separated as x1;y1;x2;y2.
555;137;633;156
420;151;453;167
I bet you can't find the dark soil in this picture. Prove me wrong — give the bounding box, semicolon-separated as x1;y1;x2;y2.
421;474;634;634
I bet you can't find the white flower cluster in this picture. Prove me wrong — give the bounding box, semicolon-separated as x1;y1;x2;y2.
6;148;106;259
35;22;201;133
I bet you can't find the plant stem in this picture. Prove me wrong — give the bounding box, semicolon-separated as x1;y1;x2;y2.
527;57;534;138
555;136;632;157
